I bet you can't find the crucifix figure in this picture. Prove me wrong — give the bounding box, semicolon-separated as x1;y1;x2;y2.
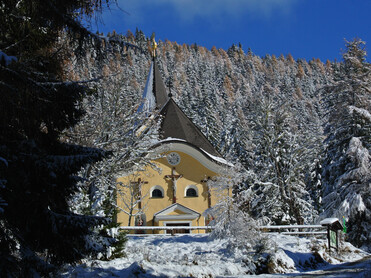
165;167;183;203
201;177;212;209
130;178;148;209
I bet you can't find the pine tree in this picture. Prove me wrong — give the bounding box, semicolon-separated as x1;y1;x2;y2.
321;39;371;251
0;0;116;276
245;93;316;225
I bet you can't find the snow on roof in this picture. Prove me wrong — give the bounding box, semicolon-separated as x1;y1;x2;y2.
156;138;233;167
320;218;340;225
137;62;155;114
201;148;234;167
158;137;187;143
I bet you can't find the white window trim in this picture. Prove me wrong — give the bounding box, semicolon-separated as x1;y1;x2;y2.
150;185;164;198
184;184;199;197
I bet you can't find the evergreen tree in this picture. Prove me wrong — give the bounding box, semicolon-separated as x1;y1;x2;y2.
0;0;115;276
321;39;371;251
245;93;316;225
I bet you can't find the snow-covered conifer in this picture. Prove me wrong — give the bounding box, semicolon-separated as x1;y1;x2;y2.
245;93;317;225
321;39;371;251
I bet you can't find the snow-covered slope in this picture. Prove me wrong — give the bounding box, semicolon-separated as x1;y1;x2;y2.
61;233;369;277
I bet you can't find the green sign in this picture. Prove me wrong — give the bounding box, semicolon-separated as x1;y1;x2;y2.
330;230;337;248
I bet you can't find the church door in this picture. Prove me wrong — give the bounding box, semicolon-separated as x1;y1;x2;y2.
166;223;190;234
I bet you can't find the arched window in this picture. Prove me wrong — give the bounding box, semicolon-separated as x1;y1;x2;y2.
185;185;198;197
152;189;163;198
150;185;164;198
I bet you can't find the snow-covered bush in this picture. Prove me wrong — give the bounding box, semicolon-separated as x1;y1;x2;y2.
205;160;263;251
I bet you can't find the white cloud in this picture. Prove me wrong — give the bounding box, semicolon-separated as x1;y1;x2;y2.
116;0;296;24
160;0;295;19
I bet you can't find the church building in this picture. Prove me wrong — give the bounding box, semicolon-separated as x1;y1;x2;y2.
116;42;231;234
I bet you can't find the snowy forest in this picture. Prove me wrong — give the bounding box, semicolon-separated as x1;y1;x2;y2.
1;0;370;277
64;29;370;248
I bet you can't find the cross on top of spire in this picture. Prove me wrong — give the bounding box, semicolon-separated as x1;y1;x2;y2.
152;37;157;58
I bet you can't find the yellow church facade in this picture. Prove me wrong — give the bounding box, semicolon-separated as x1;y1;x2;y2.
116;140;230;234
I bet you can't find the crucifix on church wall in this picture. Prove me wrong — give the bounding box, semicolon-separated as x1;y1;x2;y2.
165;167;183;203
130;178;148;209
117;176;149;226
201;176;212;209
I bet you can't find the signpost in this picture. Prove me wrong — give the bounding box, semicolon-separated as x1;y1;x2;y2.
320;218;344;254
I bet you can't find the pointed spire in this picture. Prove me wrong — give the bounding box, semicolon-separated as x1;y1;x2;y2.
152;60;169;109
138;46;222;158
137;59;169;112
137;62;155;113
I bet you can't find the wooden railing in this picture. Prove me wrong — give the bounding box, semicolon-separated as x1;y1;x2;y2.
120;219;342;254
120;226;212;231
119;224;327;236
259;224;327;236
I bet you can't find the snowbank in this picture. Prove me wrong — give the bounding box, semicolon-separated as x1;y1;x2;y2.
61;233;369;277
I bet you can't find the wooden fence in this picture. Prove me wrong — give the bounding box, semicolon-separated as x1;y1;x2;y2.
120;226;211;231
119;224;327;237
259;224;327;236
120;219;343;254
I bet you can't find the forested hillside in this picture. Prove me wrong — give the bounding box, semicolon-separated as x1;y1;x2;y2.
63;30;370;251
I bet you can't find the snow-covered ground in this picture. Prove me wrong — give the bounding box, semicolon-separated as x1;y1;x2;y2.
61;233;370;277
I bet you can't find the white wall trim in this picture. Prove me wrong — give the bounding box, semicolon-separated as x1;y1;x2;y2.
150;185;164;198
154;203;200;221
154;203;200;216
152;141;230;174
155;214;199;221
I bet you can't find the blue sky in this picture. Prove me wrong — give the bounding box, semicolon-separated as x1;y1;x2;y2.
91;0;371;62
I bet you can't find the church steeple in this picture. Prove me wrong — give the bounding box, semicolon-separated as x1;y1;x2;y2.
151;37;169;109
152;61;169;109
137;47;168;113
139;43;222;158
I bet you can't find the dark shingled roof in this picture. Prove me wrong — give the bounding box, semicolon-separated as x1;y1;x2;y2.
153;61;169;109
151;58;221;157
159;99;220;157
